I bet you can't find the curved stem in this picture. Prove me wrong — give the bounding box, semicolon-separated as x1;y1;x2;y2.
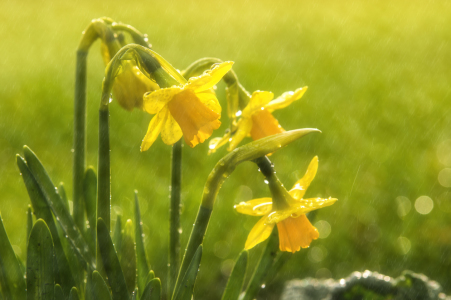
111;23;151;48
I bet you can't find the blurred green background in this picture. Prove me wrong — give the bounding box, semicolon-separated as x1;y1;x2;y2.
1;0;450;298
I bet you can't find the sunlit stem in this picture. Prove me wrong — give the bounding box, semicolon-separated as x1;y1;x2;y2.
168;139;182;297
111;23;151;48
242;228;279;300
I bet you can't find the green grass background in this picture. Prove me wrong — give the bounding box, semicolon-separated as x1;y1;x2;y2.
1;0;450;298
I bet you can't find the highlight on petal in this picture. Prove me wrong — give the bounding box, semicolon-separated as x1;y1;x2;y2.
245;216;275;250
242;91;274;118
249;109;285;141
234;198;273;216
289;197;338;216
289;156;319;200
167;89;220;148
196;90;222;115
143;87;180;114
277;215;319;253
265;86;308;112
140;107;169;151
160;113;183;145
188;61;234;92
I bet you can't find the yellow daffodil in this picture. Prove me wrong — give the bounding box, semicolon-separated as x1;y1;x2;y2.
235;156;337;253
100;41;159;111
140;61;234;151
209;87;307;153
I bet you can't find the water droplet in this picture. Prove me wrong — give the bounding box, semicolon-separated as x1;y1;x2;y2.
235;110;242;117
261;284;266;289
264;180;269;184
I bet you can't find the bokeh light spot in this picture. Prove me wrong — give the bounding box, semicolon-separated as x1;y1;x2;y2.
438;168;451;187
397;236;411;254
314;220;331;239
437;139;451;166
396;196;411;219
415;196;434;215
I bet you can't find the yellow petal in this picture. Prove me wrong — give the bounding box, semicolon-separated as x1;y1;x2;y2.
234;198;273;216
290;197;338;216
265;87;307;112
167;89;220;148
227;117;253;151
196;90;222;115
188;62;234;93
249;110;285;141
160;113;183;145
277;215;319;253
242;91;274;118
289;156;318;199
143;87;181;115
244;216;275;250
140;107;169;151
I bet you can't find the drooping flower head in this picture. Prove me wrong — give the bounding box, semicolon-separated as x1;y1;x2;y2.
209;87;307;153
235;156;337;252
140;62;234;151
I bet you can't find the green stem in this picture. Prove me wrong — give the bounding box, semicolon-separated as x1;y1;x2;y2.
98;106;111;231
169;139;182;297
242;228;279;300
111;23;150;48
73;50;88;231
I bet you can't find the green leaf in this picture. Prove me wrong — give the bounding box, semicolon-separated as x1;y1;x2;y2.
58;183;70;215
221;250;248;300
55;284;64;300
91;271;112;300
27;219;54;300
83;167;97;254
146;271;155;285
97;218;131;300
141;278;161;300
17;154;76;295
134;191;149;296
131;288;139;300
173;245;203;300
22;146;95;269
121;219;136;294
27;205;33;246
69;287;80;300
0;213;26;300
113;215;122;257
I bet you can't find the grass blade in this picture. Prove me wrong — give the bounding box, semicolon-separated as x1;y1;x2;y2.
141;278;161;300
121;219;137;294
0;214;26;300
69;287;80;300
27;219;54;300
97;218;131;300
27;205;33;246
146;270;155;285
23;146;95;269
83;167;97;255
221;250;248;300
55;284;64;300
113;215;122;255
17;154;76;295
92;271;112;300
134;191;149;296
173;245;203;300
58;182;70;215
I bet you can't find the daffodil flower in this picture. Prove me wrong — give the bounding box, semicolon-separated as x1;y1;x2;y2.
140;62;233;151
100;41;159;111
209;87;307;153
235;156;337;253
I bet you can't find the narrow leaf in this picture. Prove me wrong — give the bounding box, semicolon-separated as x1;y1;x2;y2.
173;245;203;300
27;219;54;300
0;214;26;300
121;219;137;294
58;183;70;215
27;205;33;246
221;251;248;300
113;215;122;256
146;271;155;285
97;218;131;300
55;284;64;300
134;191;149;295
23;146;95;269
141;278;161;300
69;287;80;300
83;167;97;254
91;271;112;300
17;154;76;295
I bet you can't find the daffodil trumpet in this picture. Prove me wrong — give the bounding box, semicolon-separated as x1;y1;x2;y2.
173;129;319;297
235;156;337;253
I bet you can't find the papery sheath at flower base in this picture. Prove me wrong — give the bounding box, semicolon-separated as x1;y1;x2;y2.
209;87;307;153
235;156;337;253
140;61;234;151
100;41;159;111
